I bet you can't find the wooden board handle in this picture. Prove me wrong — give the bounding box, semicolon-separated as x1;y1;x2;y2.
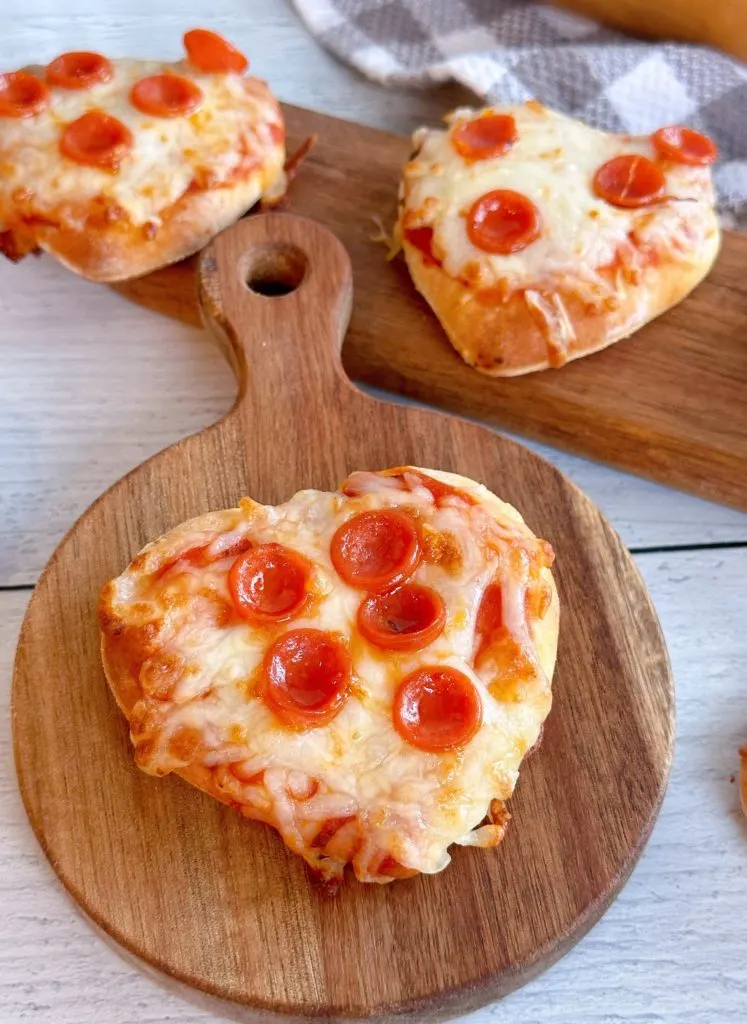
199;213;354;413
197;213;367;493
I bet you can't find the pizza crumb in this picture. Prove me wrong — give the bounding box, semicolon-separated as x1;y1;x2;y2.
370;216;401;260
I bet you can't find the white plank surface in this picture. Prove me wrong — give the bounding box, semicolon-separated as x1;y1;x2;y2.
2;549;746;1023
1;2;746;1022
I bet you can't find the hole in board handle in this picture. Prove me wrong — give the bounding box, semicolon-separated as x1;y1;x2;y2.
242;243;308;297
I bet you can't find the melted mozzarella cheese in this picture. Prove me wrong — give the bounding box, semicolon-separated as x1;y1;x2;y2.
106;474;555;878
402;103;717;295
0;58;283;227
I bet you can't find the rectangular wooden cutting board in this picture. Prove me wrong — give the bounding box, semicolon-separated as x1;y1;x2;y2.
115;105;747;510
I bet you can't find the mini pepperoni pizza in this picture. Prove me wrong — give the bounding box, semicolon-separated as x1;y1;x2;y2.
397;102;720;376
0;30;285;281
100;467;558;886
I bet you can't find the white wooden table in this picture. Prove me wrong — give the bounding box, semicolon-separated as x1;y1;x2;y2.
1;3;746;1022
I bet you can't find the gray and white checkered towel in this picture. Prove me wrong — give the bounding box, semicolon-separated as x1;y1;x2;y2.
292;0;747;228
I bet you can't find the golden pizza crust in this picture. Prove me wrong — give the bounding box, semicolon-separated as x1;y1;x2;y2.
100;611;240;814
401;228;720;377
101;614;238;808
36;163;283;282
99;505;246;718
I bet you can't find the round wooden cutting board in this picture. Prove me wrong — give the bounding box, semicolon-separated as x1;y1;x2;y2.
13;214;674;1023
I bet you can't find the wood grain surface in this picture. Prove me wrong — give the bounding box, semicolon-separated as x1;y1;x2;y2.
114;105;747;512
14;213;674;1021
554;0;747;61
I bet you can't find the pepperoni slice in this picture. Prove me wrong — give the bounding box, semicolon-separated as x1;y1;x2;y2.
467;189;541;255
262;628;351;729
393;667;482;753
404;226;441;267
593;155;665;208
60;111;133;171
330;509;420;593
183;28;248;74
652;125;718;166
47;52;112;90
229;543;310;624
358;584;446;652
131;74;203;117
0;72;49;118
452;113;517;161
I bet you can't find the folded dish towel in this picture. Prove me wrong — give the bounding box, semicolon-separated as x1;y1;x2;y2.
292;0;747;228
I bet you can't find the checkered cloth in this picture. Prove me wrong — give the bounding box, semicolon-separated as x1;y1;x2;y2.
292;0;747;228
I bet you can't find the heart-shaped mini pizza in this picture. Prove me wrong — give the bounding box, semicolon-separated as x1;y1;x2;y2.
0;29;285;281
100;467;558;886
397;102;720;375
